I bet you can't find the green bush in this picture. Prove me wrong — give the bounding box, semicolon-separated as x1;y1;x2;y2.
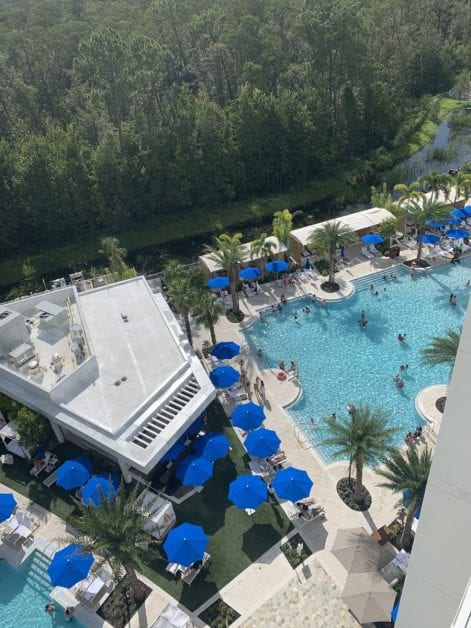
199;599;240;627
280;533;312;568
314;258;330;276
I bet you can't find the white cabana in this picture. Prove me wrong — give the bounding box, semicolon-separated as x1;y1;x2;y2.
151;603;193;628
140;490;176;541
198;236;287;276
0;421;30;459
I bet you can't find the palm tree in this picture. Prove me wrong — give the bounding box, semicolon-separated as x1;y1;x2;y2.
453;171;471;204
421;327;461;371
378;216;398;249
250;233;276;280
74;482;161;602
393;181;421;233
166;276;198;346
99;236;128;278
308;221;357;287
272;208;302;259
420;171;451;201
194;291;224;345
322;404;398;503
377;445;432;550
407;197;450;262
205;233;244;313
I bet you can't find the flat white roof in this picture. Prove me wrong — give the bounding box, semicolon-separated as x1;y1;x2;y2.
199;236;287;274
290;207;395;248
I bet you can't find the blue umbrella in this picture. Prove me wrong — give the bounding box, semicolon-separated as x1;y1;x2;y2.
56;456;93;490
48;544;94;588
446;216;461;225
81;473;120;507
194;432;230;461
207;276;230;290
451;208;466;220
402;490;421;518
361;234;384;245
231;402;265;431
305;258;311;270
245;428;281;458
211;341;240;360
228;475;267;510
0;493;17;522
463;205;471;216
425;220;444;229
445;229;468;239
265;260;288;274
184;416;204;438
177;455;213;486
391;602;400;622
272;467;313;502
161;438;186;462
163;523;208;567
210;366;240;388
239;267;261;281
415;233;440;245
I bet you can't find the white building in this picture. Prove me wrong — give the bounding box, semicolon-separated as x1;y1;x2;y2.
0;277;215;481
396;303;471;627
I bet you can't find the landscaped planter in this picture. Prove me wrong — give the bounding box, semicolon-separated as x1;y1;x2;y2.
98;577;152;628
199;599;240;627
280;533;312;568
336;477;372;511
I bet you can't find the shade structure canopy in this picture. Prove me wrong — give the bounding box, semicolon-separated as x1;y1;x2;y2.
231;402;265;431
211;341;240;360
228;475;267;510
451;208;466;220
81;473;120;507
56;456;93;490
209;366;239;389
163;523;208;567
244;428;281;458
445;228;468;239
0;493;17;522
193;432;230;461
361;234;384;244
341;571;396;624
161;438;186;463
239;267;262;281
177;455;213;486
331;527;396;573
207;276;230;290
425;220;445;229
265;260;288;274
272;467;313;502
416;233;440;244
47;543;94;588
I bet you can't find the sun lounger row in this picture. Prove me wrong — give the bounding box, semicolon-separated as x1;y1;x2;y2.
1;509;39;547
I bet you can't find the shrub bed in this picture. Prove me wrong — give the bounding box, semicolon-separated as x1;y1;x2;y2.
98;577;152;628
199;599;240;627
336;477;371;511
280;533;312;568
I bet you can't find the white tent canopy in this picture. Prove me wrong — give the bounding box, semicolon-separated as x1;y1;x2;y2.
152;603;193;628
140;490;176;541
290;207;395;249
0;421;30;459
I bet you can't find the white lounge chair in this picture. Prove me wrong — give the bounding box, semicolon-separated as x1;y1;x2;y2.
368;244;381;256
361;247;375;259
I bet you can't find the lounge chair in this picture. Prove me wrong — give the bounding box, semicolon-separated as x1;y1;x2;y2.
433;245;452;259
368;244;381;256
361;247;375;259
180;552;210;586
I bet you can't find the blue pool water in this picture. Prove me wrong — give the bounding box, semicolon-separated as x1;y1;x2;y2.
243;259;471;462
0;551;86;627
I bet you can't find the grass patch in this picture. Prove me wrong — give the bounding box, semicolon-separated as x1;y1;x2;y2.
280;533;312;568
199;599;241;627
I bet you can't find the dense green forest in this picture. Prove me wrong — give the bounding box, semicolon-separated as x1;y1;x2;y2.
0;0;469;260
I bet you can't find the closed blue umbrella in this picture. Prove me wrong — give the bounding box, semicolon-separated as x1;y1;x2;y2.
361;234;384;245
245;428;281;458
231;402;265;431
391;602;400;622
161;438;186;462
48;544;94;588
56;456;93;490
228;475;267;510
415;233;440;245
208;276;230;290
194;432;230;461
265;260;288;274
163;523;208;567
210;366;239;388
451;208;466;220
425;220;444;229
211;341;240;360
272;467;313;502
81;473;120;507
0;493;17;522
445;229;468;239
177;455;213;486
239;267;261;281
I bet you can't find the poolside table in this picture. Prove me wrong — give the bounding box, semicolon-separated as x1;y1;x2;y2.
371;525;391;546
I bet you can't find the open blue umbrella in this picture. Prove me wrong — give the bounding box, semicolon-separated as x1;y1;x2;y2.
361;234;384;245
445;229;468;239
446;216;461;225
425;220;444;229
245;428;281;458
463;205;471;216
48;544;94;588
403;490;421;518
231;402;265;431
194;432;230;461
207;276;230;290
184;416;204;438
228;475;267;510
210;366;239;388
81;473;120;507
239;267;261;281
211;341;240;360
0;493;17;522
265;260;288;274
415;233;440;245
177;455;213;486
451;208;466;220
391;602;400;622
272;467;313;502
161;438;186;462
163;523;208;567
56;456;93;490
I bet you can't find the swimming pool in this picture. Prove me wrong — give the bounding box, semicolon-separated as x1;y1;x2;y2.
0;551;85;627
243;259;471;462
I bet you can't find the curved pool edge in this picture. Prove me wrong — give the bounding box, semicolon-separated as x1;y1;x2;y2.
415;384;447;434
